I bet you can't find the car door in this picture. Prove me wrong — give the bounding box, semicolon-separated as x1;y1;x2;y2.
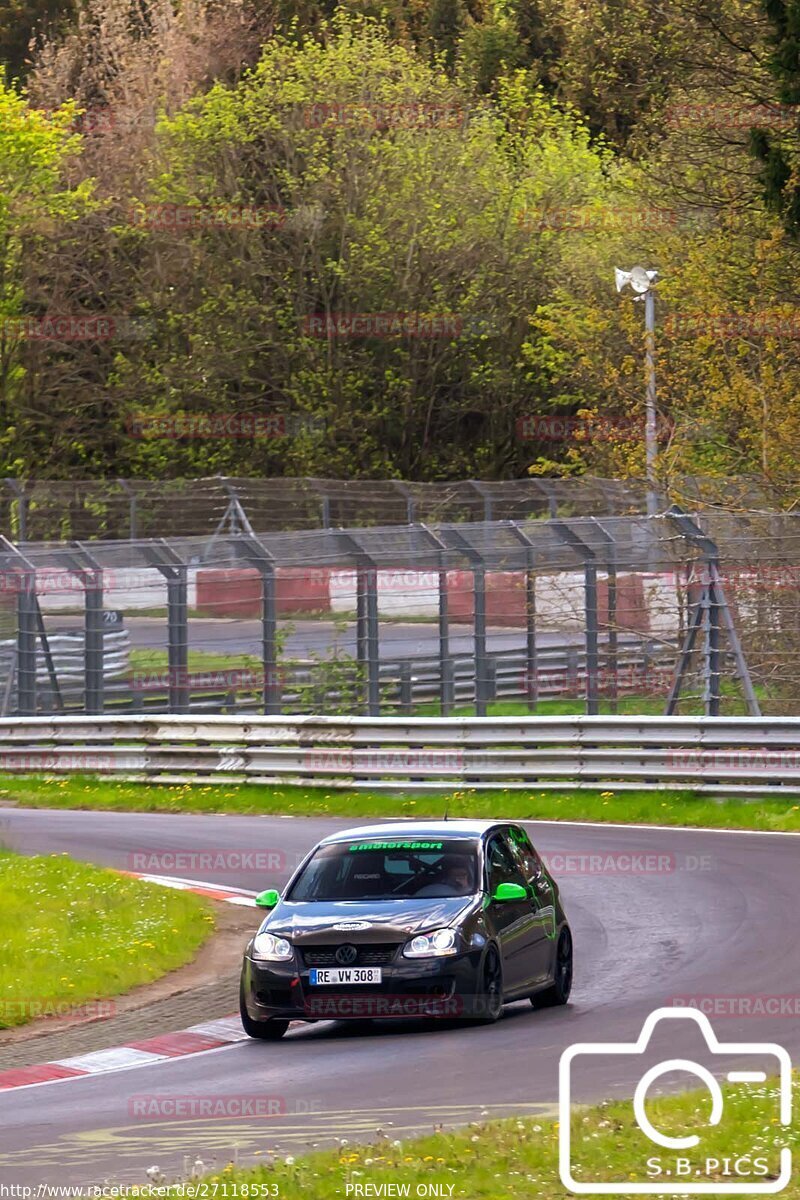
506;824;558;986
484;831;541;995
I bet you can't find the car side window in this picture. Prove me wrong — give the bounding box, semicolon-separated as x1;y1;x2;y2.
486;834;527;894
508;827;545;884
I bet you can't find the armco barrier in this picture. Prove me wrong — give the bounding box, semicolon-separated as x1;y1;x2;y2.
0;714;799;794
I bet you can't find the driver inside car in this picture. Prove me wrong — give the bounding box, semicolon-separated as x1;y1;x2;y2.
413;855;474;897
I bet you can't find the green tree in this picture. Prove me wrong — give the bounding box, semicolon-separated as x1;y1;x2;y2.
0;0;73;81
102;16;612;479
751;0;800;234
0;79;91;473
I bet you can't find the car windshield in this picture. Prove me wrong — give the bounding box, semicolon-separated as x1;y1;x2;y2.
286;837;480;902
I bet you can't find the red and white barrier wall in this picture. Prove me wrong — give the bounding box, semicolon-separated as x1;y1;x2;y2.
19;564;701;636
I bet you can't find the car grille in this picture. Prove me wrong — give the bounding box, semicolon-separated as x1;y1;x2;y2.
301;944;399;967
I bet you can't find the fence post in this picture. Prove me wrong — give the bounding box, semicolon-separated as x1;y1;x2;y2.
399;661;413;714
474;563;488;716
16;571;37;715
166;568;189;713
84;570;105;714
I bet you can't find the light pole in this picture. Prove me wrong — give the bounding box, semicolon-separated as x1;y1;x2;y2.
614;266;660;517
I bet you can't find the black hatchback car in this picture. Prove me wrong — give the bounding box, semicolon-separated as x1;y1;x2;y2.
240;820;573;1039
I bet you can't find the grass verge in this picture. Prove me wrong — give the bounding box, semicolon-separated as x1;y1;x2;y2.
0;849;214;1029
170;1076;798;1198
2;777;800;831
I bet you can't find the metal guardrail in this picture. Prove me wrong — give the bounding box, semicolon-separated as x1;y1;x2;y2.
22;636;674;716
0;714;797;794
0;630;131;715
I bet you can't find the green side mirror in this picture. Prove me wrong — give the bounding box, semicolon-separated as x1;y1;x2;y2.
255;888;280;908
492;881;528;903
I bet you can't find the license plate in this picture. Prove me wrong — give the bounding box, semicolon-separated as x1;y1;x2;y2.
309;967;382;986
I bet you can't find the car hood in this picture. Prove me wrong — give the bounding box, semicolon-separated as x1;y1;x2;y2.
263;896;476;941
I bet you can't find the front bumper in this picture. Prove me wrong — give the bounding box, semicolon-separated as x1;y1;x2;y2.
241;949;482;1022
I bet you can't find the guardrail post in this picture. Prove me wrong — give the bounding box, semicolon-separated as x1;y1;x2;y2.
566;646;579;696
442;657;455;712
485;656;497;702
399;661;413;714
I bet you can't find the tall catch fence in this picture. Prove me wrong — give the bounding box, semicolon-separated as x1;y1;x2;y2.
0;507;777;718
2;475;799;542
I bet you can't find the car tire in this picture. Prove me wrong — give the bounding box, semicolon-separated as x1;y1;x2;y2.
531;928;573;1009
474;945;504;1024
239;989;290;1041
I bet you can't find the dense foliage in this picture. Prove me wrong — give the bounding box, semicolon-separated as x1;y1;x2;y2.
0;0;798;481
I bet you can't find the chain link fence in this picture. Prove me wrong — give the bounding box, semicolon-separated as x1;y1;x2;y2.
4;475;800;542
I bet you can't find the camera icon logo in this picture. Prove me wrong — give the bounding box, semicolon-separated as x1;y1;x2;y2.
559;1007;792;1194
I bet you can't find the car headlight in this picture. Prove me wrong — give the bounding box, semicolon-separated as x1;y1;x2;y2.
252;931;293;962
403;928;458;958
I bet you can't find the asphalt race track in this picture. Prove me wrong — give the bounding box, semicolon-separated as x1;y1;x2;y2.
52;614;580;661
1;809;798;1187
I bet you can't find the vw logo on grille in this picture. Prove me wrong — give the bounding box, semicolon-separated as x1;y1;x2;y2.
335;944;358;966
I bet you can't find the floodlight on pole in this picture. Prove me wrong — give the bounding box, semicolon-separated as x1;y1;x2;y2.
614;266;660;516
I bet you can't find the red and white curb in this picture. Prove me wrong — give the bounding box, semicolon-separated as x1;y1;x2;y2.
0;874;261;1093
0;1015;250;1092
123;871;260;908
